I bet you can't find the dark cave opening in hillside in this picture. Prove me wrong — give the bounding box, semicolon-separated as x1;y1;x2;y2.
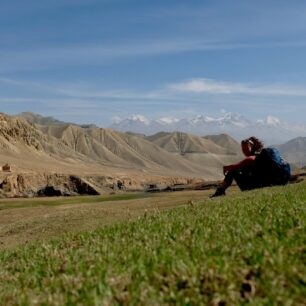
37;186;64;197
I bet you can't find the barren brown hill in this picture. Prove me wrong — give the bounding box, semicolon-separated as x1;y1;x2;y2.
0;113;104;174
0;113;210;197
0;113;253;198
203;133;242;156
0;112;252;198
276;137;306;168
3;113;213;178
0;112;79;159
146;131;228;155
38;124;224;179
146;131;242;177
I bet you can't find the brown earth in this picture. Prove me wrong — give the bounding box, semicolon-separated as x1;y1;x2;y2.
203;133;243;155
146;131;242;178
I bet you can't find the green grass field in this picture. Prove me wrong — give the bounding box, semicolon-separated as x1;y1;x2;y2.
0;183;305;305
0;193;149;211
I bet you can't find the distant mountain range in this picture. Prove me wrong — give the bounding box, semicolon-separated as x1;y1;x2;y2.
4;112;242;180
0;111;303;199
11;112;306;172
110;113;306;145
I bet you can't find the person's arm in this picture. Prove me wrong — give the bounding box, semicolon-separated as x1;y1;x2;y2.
223;156;256;175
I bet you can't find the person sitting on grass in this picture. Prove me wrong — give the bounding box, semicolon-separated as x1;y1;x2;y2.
211;136;291;197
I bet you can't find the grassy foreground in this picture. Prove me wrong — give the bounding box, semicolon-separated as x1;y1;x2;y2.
0;193;148;211
0;184;305;305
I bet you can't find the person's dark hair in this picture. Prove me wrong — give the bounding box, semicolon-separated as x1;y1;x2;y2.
241;136;264;154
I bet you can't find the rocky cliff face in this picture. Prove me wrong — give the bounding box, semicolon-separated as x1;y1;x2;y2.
0;174;99;197
0;113;45;152
0;172;203;198
0;113;79;158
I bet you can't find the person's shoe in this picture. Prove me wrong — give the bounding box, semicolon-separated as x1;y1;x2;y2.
210;186;226;198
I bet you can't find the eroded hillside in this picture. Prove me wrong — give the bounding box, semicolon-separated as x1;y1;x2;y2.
0;112;243;197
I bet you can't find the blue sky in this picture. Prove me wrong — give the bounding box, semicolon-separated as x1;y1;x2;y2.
1;0;306;125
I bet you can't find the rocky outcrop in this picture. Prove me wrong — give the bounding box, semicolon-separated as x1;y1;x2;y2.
0;174;102;198
0;113;44;151
0;173;204;198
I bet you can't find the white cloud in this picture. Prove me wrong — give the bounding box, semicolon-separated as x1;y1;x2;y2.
169;79;246;94
1;76;306;126
3;75;306;106
169;78;306;97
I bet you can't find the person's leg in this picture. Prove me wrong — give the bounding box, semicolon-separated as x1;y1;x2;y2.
210;170;236;197
210;168;259;197
232;169;262;191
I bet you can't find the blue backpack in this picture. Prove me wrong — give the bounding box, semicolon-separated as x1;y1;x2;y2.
255;147;291;185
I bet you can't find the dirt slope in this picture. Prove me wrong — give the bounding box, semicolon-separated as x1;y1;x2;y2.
0;113;103;175
203;133;242;155
276;137;306;168
147;131;228;154
38;124;226;179
146;131;242;177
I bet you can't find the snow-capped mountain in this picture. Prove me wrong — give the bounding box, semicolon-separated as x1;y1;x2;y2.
110;112;306;145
